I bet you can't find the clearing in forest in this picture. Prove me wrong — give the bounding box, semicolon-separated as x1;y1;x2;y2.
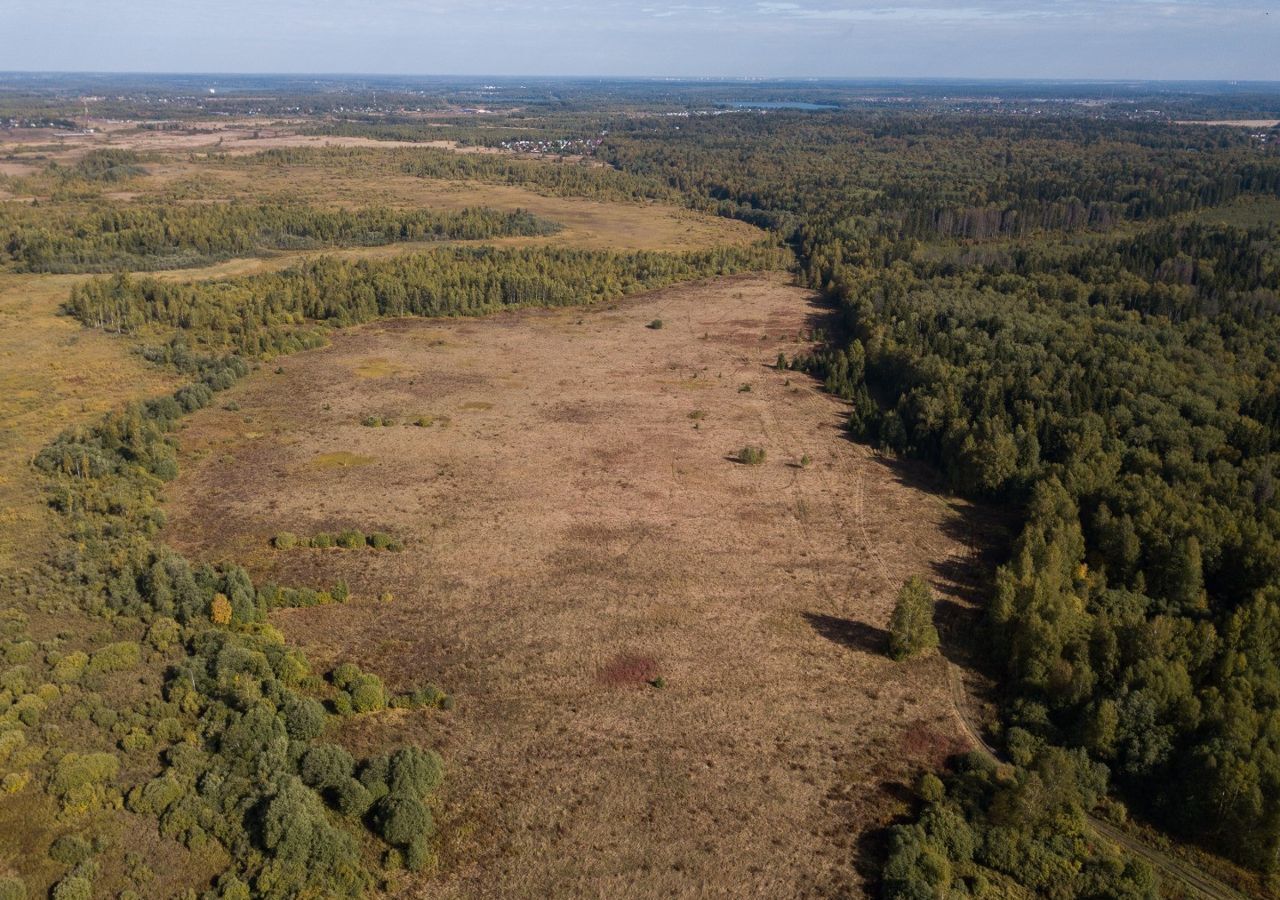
163;273;983;897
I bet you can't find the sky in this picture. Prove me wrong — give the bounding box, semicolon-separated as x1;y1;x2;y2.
6;0;1279;80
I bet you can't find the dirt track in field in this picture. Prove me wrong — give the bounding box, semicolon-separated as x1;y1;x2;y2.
163;273;986;898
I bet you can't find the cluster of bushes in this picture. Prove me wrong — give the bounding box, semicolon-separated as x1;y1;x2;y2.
329;662;449;717
273;531;403;553
362;415;443;428
884;744;1158;899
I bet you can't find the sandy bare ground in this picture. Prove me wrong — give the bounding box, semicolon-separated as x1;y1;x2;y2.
164;274;985;898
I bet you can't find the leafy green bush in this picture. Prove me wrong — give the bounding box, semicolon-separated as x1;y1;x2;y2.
300;744;355;790
371;793;433;847
48;833;93;866
336;530;365;550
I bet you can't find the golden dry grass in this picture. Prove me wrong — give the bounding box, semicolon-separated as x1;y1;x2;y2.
163;274;985;898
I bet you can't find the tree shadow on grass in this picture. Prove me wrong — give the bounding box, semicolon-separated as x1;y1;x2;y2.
803;611;889;657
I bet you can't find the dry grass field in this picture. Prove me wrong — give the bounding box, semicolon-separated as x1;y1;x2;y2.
162;273;984;898
0;127;756;566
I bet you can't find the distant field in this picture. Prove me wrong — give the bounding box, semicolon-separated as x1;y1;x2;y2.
161;274;985;897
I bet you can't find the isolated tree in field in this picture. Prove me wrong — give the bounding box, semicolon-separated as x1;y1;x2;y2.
888;575;939;660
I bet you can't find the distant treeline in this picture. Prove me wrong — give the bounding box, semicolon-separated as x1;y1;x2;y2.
1;200;560;273
223;146;683;205
66;242;787;354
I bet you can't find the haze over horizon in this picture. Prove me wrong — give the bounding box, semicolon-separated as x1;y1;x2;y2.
7;0;1278;82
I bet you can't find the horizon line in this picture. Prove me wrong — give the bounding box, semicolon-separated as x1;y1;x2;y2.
3;70;1280;87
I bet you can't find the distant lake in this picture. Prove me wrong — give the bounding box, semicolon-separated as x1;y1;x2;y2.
729;101;839;110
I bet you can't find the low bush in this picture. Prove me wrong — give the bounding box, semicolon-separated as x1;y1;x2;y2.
51;651;89;684
737;446;766;465
337;530;365;550
86;642;141;677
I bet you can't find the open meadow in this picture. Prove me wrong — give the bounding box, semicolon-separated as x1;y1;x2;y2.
161;273;984;897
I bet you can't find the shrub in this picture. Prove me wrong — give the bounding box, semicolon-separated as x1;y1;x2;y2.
0;876;25;900
310;532;335;549
49;752;120;818
888;575;940;661
49;752;119;797
331;663;361;691
361;416;380;427
372;792;433;847
126;774;183;816
50;873;93;900
368;532;393;551
3;641;35;665
349;675;387;714
119;729;154;752
337;530;365;550
737;446;766;465
281;696;327;741
300;744;355;790
0;729;26;765
330;777;374;818
405;835;433;872
387;747;443;797
51;651;89;684
272;532;298;550
48;833;94;866
145;616;182;651
646;319;663;329
87;642;141;676
0;666;30;694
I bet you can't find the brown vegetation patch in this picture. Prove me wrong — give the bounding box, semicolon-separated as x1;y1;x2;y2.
597;652;660;688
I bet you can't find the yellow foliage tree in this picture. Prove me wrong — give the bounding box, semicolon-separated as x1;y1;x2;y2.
211;593;232;626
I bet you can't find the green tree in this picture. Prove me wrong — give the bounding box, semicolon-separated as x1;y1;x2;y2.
888;576;940;661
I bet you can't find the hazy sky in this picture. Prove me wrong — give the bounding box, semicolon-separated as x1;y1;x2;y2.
7;0;1278;80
